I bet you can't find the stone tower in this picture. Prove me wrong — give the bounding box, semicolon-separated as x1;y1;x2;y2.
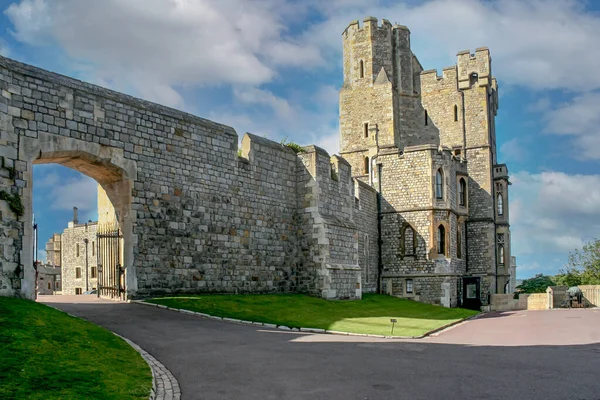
339;17;512;307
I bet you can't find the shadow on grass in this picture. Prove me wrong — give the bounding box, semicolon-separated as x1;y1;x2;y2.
143;293;478;337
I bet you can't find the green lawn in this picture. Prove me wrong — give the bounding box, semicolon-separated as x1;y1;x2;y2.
147;293;478;337
0;297;152;400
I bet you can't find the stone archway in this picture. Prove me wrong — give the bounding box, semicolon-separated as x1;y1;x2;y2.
19;132;137;300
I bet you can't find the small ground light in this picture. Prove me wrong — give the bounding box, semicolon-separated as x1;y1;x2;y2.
390;319;397;335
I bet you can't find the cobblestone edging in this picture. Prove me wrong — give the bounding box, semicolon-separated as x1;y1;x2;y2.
135;300;477;340
114;334;181;400
45;305;181;400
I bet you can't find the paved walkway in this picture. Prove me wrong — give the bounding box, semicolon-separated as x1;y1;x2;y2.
39;296;600;400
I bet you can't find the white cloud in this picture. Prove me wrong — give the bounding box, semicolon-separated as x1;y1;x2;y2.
510;171;600;258
4;0;323;107
499;137;528;163
35;172;98;213
234;87;294;118
302;0;600;92
37;249;46;263
538;91;600;160
0;38;10;57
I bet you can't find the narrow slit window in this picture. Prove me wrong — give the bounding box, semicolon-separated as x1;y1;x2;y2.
364;122;369;138
359;60;364;78
457;224;462;259
425;109;428;126
435;169;444;199
498;245;505;265
497;193;504;216
364;156;369;175
437;225;446;255
459;178;467;206
454;104;458;121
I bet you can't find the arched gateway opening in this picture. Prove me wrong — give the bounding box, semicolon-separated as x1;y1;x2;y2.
20;133;137;300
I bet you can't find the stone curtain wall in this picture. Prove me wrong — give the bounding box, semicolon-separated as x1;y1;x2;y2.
60;222;98;295
297;147;361;300
0;55;363;300
353;180;378;292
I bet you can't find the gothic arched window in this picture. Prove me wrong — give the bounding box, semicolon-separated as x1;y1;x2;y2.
436;169;444;200
459;178;467;206
498;245;505;265
497;193;504;216
437;225;446;255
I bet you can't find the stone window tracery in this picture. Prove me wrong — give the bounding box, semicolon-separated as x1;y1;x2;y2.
497;233;505;265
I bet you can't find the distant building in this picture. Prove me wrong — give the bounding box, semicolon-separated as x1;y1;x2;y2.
36;262;61;295
45;233;61;267
59;208;98;295
44;187;117;295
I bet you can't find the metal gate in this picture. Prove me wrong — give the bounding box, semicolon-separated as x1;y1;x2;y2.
97;222;124;299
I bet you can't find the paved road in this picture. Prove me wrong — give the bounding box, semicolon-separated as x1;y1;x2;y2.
39;296;600;400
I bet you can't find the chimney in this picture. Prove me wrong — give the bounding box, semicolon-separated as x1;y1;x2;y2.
73;207;79;224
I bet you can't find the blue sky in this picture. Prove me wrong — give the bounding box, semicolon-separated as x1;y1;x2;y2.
2;0;600;279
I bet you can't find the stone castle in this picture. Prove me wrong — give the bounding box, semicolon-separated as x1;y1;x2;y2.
0;17;513;309
42;186;119;295
339;17;511;307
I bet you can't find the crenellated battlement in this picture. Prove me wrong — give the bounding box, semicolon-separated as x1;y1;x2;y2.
420;66;458;89
457;47;492;89
342;16;396;39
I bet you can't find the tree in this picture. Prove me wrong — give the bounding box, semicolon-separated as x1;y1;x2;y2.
553;270;582;287
564;239;600;285
516;274;555;294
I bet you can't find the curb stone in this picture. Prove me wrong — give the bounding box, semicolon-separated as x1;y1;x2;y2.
136;300;478;339
45;304;181;400
115;334;182;400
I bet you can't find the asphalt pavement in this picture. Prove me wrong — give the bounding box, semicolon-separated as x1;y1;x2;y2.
38;296;600;400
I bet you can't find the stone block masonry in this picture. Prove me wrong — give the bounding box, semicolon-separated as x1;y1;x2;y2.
0;55;365;301
0;15;514;309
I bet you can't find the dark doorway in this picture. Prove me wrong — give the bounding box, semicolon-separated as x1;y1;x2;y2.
462;277;481;310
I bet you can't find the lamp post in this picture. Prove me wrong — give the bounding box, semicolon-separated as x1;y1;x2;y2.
83;238;89;291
